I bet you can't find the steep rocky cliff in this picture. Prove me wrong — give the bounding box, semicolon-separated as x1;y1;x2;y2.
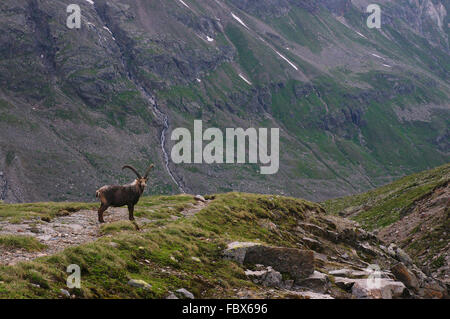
0;0;448;202
324;163;449;284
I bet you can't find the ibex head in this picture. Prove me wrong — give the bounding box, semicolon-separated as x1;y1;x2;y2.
122;163;154;189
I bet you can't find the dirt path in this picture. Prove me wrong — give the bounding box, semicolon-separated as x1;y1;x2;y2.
0;199;211;266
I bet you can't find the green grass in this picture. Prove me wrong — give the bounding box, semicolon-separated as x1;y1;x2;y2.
0;193;323;298
323;163;450;230
0;202;97;223
0;235;46;252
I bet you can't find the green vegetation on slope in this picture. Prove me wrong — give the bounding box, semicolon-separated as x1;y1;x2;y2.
0;202;97;223
323;163;450;230
0;193;323;298
0;235;46;252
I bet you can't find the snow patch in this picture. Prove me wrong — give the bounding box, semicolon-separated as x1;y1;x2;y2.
238;73;252;85
196;78;202;83
103;26;116;41
382;64;392;68
85;0;94;5
274;50;298;71
231;12;249;29
206;36;214;42
371;53;385;60
178;0;190;9
355;31;367;39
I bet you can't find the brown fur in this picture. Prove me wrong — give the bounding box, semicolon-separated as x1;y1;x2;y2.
96;164;153;223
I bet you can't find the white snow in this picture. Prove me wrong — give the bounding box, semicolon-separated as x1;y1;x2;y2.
274;50;298;71
196;78;202;83
382;64;392;68
103;26;112;34
231;12;249;29
103;26;116;40
206;36;214;42
238;73;252;85
230;11;298;72
371;53;384;60
355;31;367;39
85;0;94;5
179;0;190;9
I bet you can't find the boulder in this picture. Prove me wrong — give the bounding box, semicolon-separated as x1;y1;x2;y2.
243;246;315;281
391;263;419;290
302;237;323;252
245;266;282;287
420;282;447;299
175;288;195;299
351;278;406;299
295;271;330;293
334;277;355;291
223;242;262;264
388;243;413;265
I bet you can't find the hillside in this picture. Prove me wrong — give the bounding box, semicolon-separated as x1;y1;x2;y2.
0;192;448;299
1;0;449;203
323;163;449;283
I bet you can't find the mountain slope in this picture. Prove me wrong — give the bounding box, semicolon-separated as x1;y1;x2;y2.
0;0;449;203
324;163;449;282
0;192;447;299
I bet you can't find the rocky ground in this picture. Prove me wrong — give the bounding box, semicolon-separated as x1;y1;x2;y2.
0;192;447;299
378;182;449;283
0;196;210;266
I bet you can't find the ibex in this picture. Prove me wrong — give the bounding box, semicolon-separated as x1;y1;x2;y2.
95;163;154;223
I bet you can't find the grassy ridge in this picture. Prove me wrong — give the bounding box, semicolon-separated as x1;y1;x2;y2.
323;163;450;230
0;193;322;298
0;202;97;223
0;235;46;252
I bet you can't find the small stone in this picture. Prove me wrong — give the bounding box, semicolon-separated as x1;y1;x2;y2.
175;288;194;299
60;289;71;298
194;195;206;202
127;279;152;290
166;291;179;299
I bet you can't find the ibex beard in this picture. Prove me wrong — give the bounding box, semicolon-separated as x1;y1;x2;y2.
95;163;154;223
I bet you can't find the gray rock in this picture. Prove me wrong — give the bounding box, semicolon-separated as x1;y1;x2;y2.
351;278;406;299
223;241;261;264
166;291;179;299
60;289;71;298
388;243;413;265
243;246;315;281
329;269;353;277
302;237;323;252
297;291;334;299
176;288;194;299
334;277;355;291
127;279;152;290
245;266;282;287
194;195;206;202
295;271;330;293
